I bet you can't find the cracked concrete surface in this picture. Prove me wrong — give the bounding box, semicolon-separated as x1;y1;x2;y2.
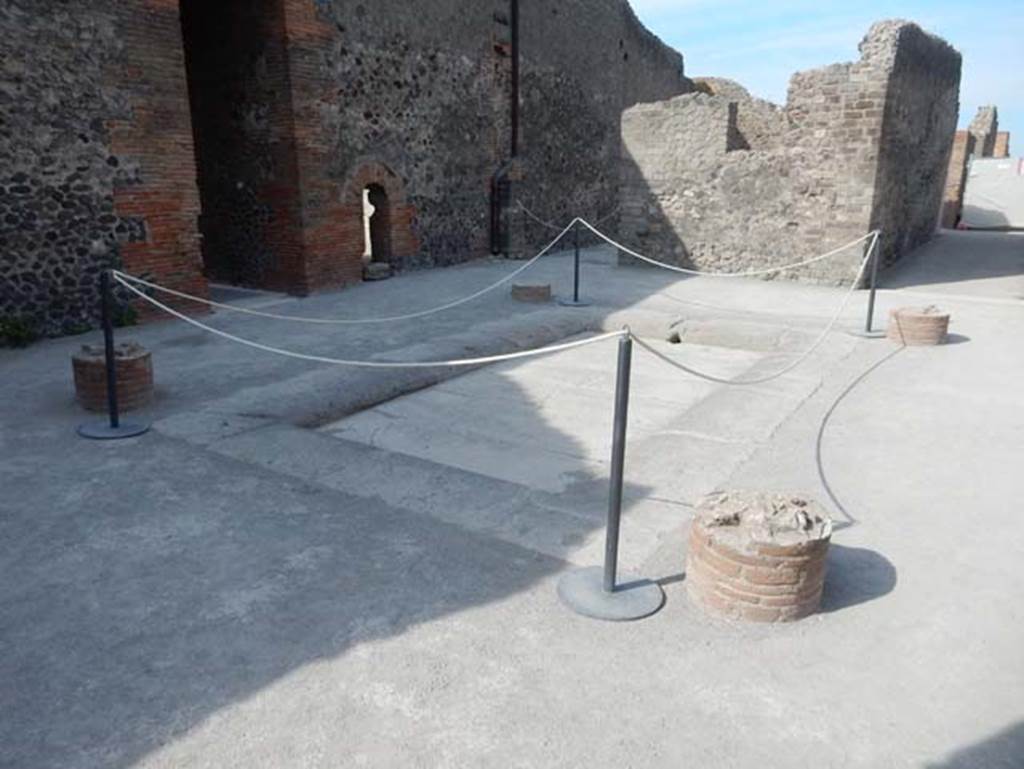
1;233;1022;768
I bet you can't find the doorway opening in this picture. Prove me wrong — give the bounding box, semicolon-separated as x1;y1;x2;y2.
363;184;392;264
180;0;280;287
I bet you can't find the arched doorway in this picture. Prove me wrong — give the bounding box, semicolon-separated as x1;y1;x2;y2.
363;183;391;264
343;161;417;283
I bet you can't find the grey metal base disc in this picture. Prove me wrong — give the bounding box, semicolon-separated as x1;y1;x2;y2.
557;566;665;621
847;329;887;339
558;297;592;307
77;422;150;440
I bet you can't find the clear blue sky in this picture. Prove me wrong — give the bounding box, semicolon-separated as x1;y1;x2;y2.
630;0;1023;151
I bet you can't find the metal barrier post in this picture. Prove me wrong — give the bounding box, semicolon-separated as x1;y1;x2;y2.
865;235;880;334
557;334;664;620
559;220;591;307
78;270;150;440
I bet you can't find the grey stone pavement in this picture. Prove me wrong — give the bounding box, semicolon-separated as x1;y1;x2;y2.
1;230;1022;768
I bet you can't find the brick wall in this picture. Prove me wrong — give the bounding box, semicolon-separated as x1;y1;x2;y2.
112;0;207;318
940;130;975;228
993;131;1011;159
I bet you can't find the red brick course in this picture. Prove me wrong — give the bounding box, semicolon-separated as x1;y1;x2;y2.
72;343;154;412
686;508;831;623
887;306;950;346
108;0;209;320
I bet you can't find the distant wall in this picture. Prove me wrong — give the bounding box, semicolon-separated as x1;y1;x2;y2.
619;20;961;284
969;106;998;159
869;22;962;264
993;132;1010;158
940;130;975;229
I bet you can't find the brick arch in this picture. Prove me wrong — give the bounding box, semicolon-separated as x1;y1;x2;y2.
340;161;417;275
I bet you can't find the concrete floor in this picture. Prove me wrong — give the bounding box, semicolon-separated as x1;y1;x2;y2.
1;231;1022;768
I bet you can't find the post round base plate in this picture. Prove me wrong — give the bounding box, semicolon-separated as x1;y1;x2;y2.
77;422;150;440
558;298;592;308
557;566;664;621
846;329;886;339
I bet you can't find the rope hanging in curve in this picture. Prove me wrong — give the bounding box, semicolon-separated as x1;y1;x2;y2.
578;218;879;279
114;272;625;369
628;232;878;386
114;217;581;326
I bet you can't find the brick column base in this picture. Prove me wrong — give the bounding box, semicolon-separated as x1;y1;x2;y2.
72;342;154;412
887;306;950;346
686;492;832;623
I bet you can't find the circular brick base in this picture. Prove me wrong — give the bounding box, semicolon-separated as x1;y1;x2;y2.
686;492;832;623
511;284;552;303
887;306;950;346
72;342;154;412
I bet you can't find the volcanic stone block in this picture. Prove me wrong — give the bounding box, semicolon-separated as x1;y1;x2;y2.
686;491;832;623
511;284;552;303
887;306;950;346
72;342;154;412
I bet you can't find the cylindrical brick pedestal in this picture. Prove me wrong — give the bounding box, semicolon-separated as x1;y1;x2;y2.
72;342;154;412
686;492;832;623
511;284;552;303
887;306;950;346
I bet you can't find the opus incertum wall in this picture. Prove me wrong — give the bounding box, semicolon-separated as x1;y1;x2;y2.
1;0;687;337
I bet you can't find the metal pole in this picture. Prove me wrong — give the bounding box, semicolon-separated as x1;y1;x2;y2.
77;270;149;440
865;235;880;333
555;332;662;620
603;334;632;593
101;270;120;429
572;221;581;304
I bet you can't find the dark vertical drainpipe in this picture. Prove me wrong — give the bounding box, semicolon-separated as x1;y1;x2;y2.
510;0;519;157
491;0;520;254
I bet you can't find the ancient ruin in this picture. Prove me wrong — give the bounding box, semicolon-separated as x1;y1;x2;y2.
0;0;686;337
2;5;964;336
941;105;1014;228
619;21;962;284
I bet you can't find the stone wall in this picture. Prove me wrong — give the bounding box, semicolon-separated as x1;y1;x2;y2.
0;0;207;337
1;0;686;336
619;20;961;284
869;22;962;264
969;106;998;159
940;106;1011;229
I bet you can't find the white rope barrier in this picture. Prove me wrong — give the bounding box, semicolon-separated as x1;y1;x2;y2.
519;202;618;232
113;217;581;326
114;272;624;369
578;218;879;279
628;232;878;386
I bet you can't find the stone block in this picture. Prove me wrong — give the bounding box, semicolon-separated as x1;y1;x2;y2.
511;284;552;303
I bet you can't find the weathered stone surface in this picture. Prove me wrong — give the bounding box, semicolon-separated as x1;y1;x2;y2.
510;283;552;303
363;262;393;282
620;20;962;285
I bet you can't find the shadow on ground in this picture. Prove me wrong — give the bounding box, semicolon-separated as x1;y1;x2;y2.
925;721;1024;769
820;544;897;613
